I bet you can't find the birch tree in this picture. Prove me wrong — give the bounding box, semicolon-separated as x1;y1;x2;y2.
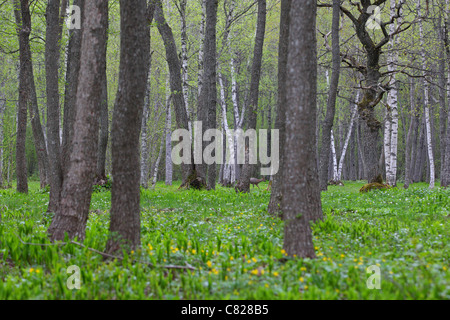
235;0;266;193
384;0;402;187
418;0;435;189
319;0;340;191
336;92;360;181
154;0;197;186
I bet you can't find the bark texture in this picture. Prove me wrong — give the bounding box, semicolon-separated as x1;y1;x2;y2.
62;0;85;176
14;0;49;189
282;0;322;258
15;0;31;194
319;0;340;191
267;0;290;215
154;0;194;184
235;0;266;193
106;0;151;253
46;0;65;212
48;0;108;242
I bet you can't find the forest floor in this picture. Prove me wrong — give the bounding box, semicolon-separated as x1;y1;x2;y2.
0;181;449;299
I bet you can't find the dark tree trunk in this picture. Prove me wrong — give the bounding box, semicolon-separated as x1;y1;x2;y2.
283;0;322;258
439;48;447;180
62;0;85;176
441;9;450;186
203;0;218;190
45;0;65;212
267;0;290;215
0;80;5;189
349;127;357;180
154;0;194;184
236;0;266;193
357;119;366;179
404;77;419;188
96;66;109;180
140;53;153;188
319;0;340;191
48;0;108;242
105;0;152;253
414;116;426;182
14;0;30;194
14;0;49;190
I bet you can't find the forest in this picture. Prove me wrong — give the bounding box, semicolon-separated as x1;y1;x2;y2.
0;0;449;301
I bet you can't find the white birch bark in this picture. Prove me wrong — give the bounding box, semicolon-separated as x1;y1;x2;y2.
330;130;338;181
230;38;244;179
151;133;165;189
385;0;403;186
418;0;435;189
384;106;392;183
325;69;338;181
216;1;237;185
180;0;191;135
219;74;236;184
337;91;360;180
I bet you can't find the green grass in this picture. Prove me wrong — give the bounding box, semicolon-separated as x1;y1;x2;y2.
0;181;449;299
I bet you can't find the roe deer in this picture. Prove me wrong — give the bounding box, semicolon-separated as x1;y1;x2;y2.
250;177;265;189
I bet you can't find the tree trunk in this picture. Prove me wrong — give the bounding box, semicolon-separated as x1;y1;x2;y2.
154;0;195;184
96;70;109;180
197;0;206;100
140;53;153;188
336;92;359;180
442;0;450;187
385;0;401;187
14;0;49;190
267;0;290;215
14;0;31;194
414;116;426;182
283;0;322;258
404;76;419;188
46;0;65;211
330;129;338;180
0;80;5;189
48;0;108;242
235;0;266;193
96;10;109;182
62;0;85;176
197;0;218;189
151;132;165;188
165;83;173;186
319;0;340;191
418;0;435;188
438;14;447;182
105;0;152;253
179;0;191;135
